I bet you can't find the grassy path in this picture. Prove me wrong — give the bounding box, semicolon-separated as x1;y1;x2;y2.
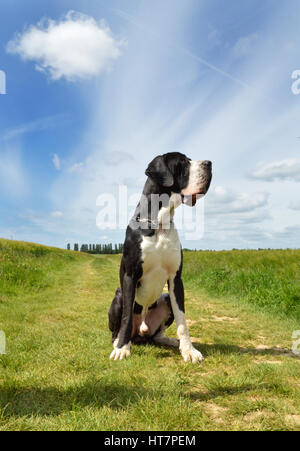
0;252;300;431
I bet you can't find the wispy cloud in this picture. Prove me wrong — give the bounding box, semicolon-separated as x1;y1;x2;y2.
112;6;251;89
289;200;300;211
232;33;259;59
206;186;269;214
52;154;61;171
0;148;29;199
51;211;63;218
103;151;134;166
250;160;300;182
2;113;69;140
68;162;84;173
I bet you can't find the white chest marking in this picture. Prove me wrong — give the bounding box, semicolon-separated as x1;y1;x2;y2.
135;225;181;308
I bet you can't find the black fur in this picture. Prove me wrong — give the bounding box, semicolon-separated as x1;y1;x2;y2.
108;288;123;342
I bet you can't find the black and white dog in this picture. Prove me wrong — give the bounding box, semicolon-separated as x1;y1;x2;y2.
108;152;212;363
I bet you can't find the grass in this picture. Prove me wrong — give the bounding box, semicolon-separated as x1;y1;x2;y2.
184;250;300;319
0;239;300;431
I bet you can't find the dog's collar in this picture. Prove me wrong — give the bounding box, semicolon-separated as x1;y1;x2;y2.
136;216;174;230
136;217;158;227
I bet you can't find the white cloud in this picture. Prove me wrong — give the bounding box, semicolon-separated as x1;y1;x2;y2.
232;33;258;59
206;186;269;214
52;154;61;170
7;11;125;81
250;159;300;182
51;211;63;218
69;162;84;173
289;200;300;211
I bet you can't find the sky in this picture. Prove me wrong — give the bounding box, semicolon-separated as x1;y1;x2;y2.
0;0;300;250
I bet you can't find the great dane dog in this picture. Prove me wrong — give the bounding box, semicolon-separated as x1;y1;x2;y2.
108;152;212;363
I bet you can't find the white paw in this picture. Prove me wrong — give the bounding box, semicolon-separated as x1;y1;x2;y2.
181;346;203;363
110;343;131;361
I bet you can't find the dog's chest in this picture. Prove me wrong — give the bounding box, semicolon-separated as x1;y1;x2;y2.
135;227;181;307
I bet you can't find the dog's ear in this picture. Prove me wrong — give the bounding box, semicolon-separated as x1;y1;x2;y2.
145;156;174;187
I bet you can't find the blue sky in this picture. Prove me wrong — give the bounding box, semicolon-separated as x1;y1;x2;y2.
0;0;300;250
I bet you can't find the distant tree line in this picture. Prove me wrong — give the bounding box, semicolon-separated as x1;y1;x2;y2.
67;243;124;254
66;244;284;254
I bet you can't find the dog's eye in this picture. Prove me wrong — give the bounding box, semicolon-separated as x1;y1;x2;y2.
176;161;189;178
176;165;184;176
182;165;189;177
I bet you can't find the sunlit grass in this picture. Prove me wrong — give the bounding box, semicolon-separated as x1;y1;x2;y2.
183;249;300;319
0;239;299;431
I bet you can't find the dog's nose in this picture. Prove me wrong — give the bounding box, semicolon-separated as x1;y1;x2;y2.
201;160;212;170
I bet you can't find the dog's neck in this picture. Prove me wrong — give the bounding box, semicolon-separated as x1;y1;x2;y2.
132;178;182;234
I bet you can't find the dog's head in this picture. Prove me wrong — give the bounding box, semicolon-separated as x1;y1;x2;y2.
145;152;212;206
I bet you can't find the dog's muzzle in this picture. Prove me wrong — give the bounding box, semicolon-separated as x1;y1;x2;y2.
181;160;212;206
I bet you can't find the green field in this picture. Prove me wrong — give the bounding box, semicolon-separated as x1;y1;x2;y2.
0;238;300;431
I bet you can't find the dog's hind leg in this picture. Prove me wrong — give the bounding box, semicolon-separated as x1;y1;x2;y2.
148;294;179;347
153;331;179;347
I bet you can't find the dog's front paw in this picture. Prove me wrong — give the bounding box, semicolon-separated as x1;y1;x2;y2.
110;343;131;361
180;346;203;364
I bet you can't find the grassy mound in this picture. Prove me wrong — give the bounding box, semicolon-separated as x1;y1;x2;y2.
0;239;85;302
184;249;300;320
